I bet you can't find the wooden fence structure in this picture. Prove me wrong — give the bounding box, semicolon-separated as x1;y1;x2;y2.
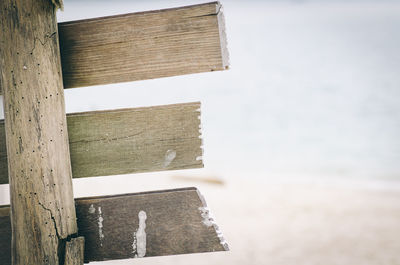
0;0;229;264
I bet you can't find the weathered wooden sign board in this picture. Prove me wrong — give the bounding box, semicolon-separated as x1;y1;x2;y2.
0;102;203;183
0;188;228;264
58;2;229;88
0;1;229;264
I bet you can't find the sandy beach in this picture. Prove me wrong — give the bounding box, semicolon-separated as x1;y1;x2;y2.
62;173;400;265
2;174;400;265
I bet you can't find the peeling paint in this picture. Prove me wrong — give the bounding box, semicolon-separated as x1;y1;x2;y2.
89;204;95;214
199;207;228;249
98;206;105;246
132;210;147;258
163;150;176;167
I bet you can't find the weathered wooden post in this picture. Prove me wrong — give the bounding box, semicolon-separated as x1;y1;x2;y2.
0;0;82;264
0;1;229;264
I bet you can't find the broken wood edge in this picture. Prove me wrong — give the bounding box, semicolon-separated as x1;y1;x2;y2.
196;188;230;251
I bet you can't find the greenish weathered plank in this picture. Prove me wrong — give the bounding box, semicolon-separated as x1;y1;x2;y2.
0;188;229;264
0;102;203;184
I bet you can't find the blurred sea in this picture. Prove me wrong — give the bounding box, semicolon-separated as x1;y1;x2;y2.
1;1;398;182
52;0;400;182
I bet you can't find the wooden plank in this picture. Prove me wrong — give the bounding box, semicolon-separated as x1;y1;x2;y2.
0;188;229;264
0;1;78;264
59;1;229;88
0;102;203;184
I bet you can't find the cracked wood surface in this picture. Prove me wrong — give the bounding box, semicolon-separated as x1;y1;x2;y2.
0;0;77;264
0;102;203;184
58;1;228;88
0;188;228;264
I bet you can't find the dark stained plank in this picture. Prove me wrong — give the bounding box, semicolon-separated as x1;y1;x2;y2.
59;1;229;89
0;188;229;264
0;102;203;184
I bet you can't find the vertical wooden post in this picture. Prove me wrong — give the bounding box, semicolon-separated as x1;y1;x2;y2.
0;0;78;264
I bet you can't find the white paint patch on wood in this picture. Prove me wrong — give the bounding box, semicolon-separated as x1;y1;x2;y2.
98;206;105;246
198;144;204;162
199;207;229;249
163;150;176;167
132;210;147;258
88;204;95;214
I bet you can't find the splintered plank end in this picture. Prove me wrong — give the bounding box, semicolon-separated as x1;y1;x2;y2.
0;188;228;264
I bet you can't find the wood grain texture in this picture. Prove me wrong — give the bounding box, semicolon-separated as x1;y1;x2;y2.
0;102;203;184
0;188;229;264
59;1;229;88
64;237;85;265
0;1;77;264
